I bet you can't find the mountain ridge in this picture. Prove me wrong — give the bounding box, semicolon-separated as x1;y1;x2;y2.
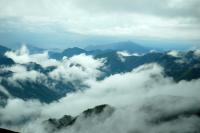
85;41;150;53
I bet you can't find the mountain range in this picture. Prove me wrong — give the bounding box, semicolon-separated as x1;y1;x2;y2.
0;43;200;133
85;41;150;53
49;41;150;60
0;43;200;103
95;50;200;81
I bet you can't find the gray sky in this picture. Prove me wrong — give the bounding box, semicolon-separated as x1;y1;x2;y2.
0;0;200;47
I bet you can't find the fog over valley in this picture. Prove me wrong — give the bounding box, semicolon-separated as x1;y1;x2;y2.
0;0;200;133
0;44;200;133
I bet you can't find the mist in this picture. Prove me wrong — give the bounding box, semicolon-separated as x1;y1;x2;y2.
0;47;200;132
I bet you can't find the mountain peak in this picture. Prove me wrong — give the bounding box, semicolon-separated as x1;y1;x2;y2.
45;104;114;131
62;47;87;57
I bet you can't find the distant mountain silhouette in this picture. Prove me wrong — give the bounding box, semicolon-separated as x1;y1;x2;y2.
49;47;87;59
49;47;112;60
85;41;150;53
26;45;46;54
49;41;150;59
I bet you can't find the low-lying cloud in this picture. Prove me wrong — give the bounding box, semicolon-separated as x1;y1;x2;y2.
5;45;59;67
2;45;105;92
0;52;199;133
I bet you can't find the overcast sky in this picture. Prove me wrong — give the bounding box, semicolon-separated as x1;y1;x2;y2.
0;0;200;48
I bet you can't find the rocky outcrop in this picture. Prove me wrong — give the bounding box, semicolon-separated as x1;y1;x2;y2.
44;104;114;132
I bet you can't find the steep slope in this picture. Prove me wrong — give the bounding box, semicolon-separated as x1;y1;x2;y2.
45;104;114;132
0;45;15;66
0;45;10;55
0;55;15;66
0;128;19;133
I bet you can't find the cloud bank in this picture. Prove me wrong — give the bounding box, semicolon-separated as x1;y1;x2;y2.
0;46;105;103
0;56;199;133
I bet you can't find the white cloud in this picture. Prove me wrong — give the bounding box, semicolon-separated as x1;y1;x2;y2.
0;85;12;98
5;45;59;67
3;65;46;84
194;49;200;57
1;48;200;132
43;64;200;118
117;51;141;62
0;0;200;42
69;0;200;18
3;46;105;90
0;99;42;124
117;51;131;57
41;64;200;133
167;50;181;57
49;54;105;84
5;45;30;64
0;63;199;133
1;0;199;18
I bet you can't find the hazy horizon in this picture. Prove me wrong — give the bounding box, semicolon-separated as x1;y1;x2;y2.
0;0;200;49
